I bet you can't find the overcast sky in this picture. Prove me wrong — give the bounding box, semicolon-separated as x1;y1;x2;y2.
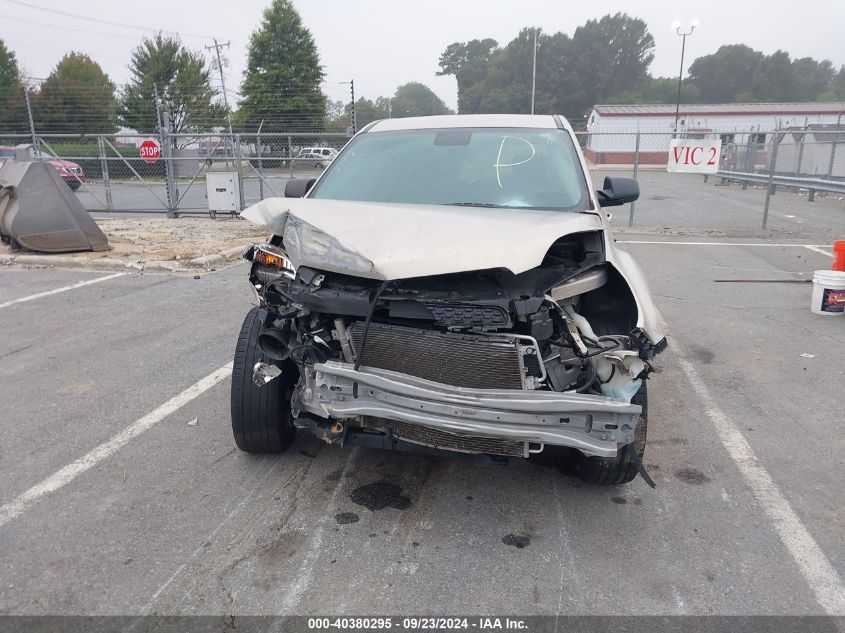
2;0;844;110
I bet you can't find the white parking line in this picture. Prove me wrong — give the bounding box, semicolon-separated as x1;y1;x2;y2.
802;245;834;258
0;272;126;309
618;240;833;248
0;362;233;529
660;311;845;615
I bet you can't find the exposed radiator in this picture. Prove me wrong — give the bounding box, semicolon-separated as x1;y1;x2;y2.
349;322;528;389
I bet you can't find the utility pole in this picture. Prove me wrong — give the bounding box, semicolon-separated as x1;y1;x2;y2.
161;110;178;218
23;86;36;147
206;39;234;138
153;85;163;134
257;119;265;201
530;28;538;115
340;80;356;135
828;112;843;179
350;79;356;133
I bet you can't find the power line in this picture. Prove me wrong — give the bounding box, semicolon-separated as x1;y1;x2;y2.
0;12;140;39
0;0;216;41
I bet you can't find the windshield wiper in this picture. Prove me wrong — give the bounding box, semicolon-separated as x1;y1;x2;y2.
441;202;508;208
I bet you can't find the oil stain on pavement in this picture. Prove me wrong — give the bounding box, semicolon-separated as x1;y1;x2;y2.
335;512;360;524
675;468;711;484
502;534;530;549
350;481;412;511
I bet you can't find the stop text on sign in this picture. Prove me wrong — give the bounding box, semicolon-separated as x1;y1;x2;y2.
667;139;722;174
139;139;161;165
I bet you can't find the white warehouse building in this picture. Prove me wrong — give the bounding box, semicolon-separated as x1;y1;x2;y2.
584;102;845;165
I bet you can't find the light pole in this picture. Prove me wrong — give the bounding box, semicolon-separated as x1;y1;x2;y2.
671;20;698;137
530;27;538;114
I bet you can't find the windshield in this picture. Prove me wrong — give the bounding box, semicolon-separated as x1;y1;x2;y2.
309;127;590;211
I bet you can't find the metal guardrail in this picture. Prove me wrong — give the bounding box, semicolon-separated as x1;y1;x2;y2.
717;170;845;199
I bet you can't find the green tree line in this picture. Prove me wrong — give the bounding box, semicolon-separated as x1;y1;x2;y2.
0;0;450;136
438;13;845;121
3;6;844;136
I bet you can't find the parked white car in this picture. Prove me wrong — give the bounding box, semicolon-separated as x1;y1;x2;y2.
295;147;339;168
234;114;666;487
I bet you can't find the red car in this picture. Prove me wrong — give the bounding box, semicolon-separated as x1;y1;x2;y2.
0;146;86;191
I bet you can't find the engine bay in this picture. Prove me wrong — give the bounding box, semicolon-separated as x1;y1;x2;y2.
245;229;663;406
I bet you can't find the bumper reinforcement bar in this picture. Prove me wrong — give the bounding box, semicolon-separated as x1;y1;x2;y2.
298;361;642;458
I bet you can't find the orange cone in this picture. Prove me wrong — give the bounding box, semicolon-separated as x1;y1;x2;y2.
834;241;845;272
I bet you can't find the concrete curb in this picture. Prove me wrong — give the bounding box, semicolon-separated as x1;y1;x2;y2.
0;242;251;273
187;244;247;270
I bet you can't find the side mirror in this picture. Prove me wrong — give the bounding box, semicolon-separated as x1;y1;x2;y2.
284;178;316;198
596;176;639;207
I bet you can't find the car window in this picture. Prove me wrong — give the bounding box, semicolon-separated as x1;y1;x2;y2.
0;148;15;158
310;127;590;212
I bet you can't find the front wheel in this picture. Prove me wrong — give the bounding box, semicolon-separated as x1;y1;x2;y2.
573;381;648;485
230;307;297;453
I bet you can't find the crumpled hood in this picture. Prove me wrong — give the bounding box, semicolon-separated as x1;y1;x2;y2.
241;198;604;280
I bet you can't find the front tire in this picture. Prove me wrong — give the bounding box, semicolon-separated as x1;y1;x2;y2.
230;307;297;453
573;381;648;485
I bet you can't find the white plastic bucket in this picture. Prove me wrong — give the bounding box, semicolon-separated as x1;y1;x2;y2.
811;270;845;316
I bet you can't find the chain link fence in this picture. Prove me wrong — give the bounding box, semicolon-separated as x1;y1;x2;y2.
578;129;845;235
2;128;843;235
0;131;350;217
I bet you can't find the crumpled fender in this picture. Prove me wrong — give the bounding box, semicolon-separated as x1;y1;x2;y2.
607;245;666;345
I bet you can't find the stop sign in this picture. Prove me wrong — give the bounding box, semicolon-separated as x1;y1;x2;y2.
140;139;160;164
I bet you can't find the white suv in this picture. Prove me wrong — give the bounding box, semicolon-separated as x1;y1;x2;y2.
234;114;667;487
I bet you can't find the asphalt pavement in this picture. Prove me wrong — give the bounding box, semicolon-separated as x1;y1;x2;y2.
0;240;842;616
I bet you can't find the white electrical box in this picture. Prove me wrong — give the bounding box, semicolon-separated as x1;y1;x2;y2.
206;172;241;213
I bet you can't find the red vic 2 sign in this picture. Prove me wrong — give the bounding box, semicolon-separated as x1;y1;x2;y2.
667;139;722;174
140;139;161;165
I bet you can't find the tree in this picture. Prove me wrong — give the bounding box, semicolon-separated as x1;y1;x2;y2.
35;52;116;133
390;82;452;117
749;50;795;102
688;45;838;103
323;98;347;132
238;0;325;132
819;66;845;101
437;38;498;113
345;96;387;128
120;34;223;136
437;19;845;117
438;14;654;119
0;38;27;133
687;45;764;103
556;13;655;117
788;57;835;101
605;76;701;106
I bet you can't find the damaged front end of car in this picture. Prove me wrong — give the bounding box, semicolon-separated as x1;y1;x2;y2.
241;208;666;466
